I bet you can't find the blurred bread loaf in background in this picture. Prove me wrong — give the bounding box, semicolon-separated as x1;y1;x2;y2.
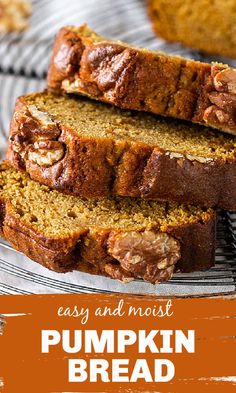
148;0;236;59
0;0;31;33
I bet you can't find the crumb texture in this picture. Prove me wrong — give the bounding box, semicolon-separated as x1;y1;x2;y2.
24;92;236;160
148;0;236;59
0;164;215;283
7;92;236;210
0;164;212;238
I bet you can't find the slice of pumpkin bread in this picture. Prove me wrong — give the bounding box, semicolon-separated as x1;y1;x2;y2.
148;0;236;60
7;91;236;210
47;25;236;136
0;163;215;284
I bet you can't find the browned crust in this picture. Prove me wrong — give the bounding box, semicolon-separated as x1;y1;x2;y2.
7;95;236;210
169;219;216;273
0;195;216;281
0;198;5;237
47;26;236;136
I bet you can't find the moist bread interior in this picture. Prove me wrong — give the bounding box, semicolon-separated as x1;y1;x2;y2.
0;165;212;238
26;92;236;160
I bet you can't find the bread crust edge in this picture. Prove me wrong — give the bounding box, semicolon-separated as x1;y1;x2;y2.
7;95;236;210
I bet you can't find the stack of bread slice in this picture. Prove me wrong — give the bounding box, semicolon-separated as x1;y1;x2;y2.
1;24;236;285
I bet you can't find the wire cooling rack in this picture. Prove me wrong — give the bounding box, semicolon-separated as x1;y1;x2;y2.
0;0;235;296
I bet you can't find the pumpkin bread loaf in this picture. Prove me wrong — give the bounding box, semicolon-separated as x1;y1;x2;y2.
7;91;236;210
0;163;215;283
47;25;236;136
148;0;236;60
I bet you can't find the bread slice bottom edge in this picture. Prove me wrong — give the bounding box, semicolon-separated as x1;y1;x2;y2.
0;164;216;285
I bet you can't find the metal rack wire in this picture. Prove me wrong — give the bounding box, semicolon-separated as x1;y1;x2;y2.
0;0;235;295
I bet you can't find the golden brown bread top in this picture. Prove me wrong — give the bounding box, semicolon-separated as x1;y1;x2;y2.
47;25;236;135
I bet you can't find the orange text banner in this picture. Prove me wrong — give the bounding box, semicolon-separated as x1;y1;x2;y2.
0;294;235;392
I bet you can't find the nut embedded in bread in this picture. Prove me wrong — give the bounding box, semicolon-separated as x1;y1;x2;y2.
7;91;236;210
0;164;215;283
47;25;236;136
148;0;236;60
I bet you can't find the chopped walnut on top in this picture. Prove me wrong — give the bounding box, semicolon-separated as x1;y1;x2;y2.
27;106;57;129
27;140;65;167
213;66;236;94
0;0;32;33
11;105;65;167
107;230;180;284
203;64;236;132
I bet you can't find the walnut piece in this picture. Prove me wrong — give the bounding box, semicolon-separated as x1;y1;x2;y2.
104;263;135;283
27;105;58;130
213;67;236;94
28;140;65;167
0;0;31;33
11;105;64;167
203;105;230;125
62;43;138;101
62;79;79;93
108;231;180;284
166;151;213;164
203;64;236;132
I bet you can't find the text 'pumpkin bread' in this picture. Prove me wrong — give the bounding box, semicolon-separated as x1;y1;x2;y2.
47;25;236;136
0;164;215;284
7;92;236;210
